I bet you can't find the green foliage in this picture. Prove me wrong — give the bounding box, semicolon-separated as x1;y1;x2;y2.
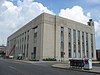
29;59;39;61
97;58;100;61
0;51;6;58
43;58;56;61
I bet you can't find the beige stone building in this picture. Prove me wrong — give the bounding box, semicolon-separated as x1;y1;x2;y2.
6;13;96;60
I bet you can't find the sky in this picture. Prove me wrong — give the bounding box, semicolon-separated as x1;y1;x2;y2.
0;0;100;49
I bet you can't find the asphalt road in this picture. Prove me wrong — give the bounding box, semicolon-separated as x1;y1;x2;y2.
0;59;99;75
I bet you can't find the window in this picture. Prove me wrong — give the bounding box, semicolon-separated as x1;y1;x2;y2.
34;26;38;32
34;32;37;43
61;27;64;58
91;34;93;58
61;27;64;42
73;29;76;58
23;44;26;56
33;26;38;43
23;32;26;56
82;32;85;58
68;28;71;58
78;31;81;58
61;41;64;51
27;35;29;41
68;28;71;42
33;47;36;59
7;41;9;47
34;32;37;38
86;33;88;58
26;43;28;57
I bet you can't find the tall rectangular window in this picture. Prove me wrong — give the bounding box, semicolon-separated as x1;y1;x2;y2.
61;27;64;58
34;32;37;43
27;35;29;41
78;31;81;58
23;44;26;56
23;32;26;57
26;31;29;57
33;26;38;43
86;33;88;58
33;47;36;59
73;29;76;58
68;28;71;58
82;32;85;58
26;43;28;57
91;34;94;58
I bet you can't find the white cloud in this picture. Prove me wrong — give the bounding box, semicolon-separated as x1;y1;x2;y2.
95;20;100;49
0;1;100;49
59;6;100;49
0;0;54;45
94;20;100;36
59;6;91;24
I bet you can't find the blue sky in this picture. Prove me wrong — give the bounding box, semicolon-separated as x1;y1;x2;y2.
0;0;100;49
34;0;100;20
9;0;100;20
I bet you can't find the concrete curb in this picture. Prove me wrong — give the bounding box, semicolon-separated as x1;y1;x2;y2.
92;62;100;64
16;60;34;64
10;59;59;64
9;59;35;64
52;64;100;74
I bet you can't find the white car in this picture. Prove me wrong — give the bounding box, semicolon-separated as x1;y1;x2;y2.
9;56;14;59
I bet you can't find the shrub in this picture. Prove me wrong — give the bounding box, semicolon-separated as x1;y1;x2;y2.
97;58;100;61
43;58;56;61
29;59;39;61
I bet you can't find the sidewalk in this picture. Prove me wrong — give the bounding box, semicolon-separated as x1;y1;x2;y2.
10;59;40;64
10;59;58;64
92;61;100;64
52;63;100;74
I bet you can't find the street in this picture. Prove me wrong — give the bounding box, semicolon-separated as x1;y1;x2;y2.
0;59;99;75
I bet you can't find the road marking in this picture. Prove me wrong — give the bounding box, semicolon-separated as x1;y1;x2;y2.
10;60;25;64
8;66;26;75
8;66;16;70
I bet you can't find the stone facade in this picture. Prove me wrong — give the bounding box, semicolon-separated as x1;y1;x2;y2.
6;13;96;60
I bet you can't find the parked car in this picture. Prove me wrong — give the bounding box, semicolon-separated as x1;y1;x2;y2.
9;56;14;59
17;54;23;60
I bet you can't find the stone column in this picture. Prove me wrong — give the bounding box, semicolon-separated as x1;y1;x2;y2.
17;38;19;56
22;33;25;58
76;30;78;58
15;37;18;58
88;34;91;58
56;26;61;61
18;36;20;55
25;32;28;58
80;32;83;58
20;34;22;54
37;26;41;60
71;29;73;58
24;32;26;57
64;27;68;60
84;33;86;58
93;34;96;60
28;29;33;59
37;25;42;60
22;34;24;55
19;35;21;54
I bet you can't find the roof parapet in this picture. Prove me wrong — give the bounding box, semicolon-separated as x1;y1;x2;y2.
87;19;94;26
